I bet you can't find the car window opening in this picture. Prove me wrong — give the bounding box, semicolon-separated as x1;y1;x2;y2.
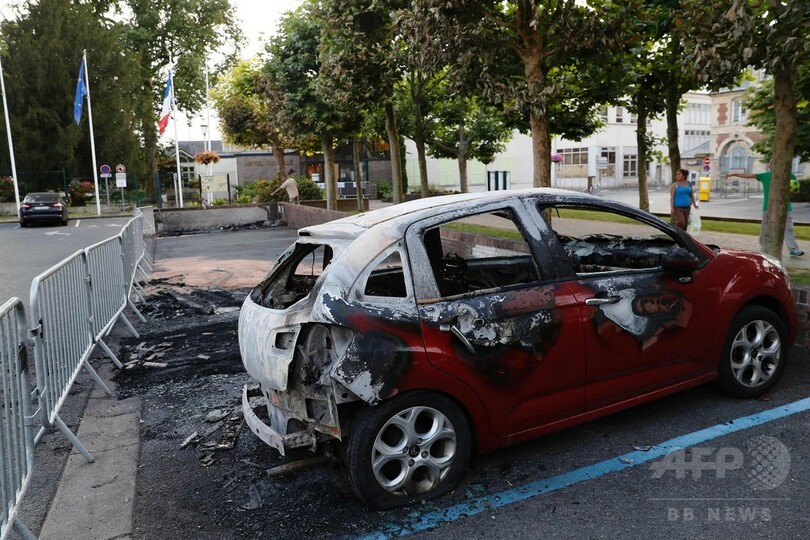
423;209;540;298
542;205;678;275
253;243;334;309
364;251;407;298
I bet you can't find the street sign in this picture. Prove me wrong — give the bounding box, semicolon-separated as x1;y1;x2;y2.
703;157;711;166
100;164;111;174
115;172;127;188
115;164;127;173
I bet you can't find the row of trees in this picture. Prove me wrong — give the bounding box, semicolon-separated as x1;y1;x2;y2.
214;0;808;258
0;1;806;257
0;0;239;188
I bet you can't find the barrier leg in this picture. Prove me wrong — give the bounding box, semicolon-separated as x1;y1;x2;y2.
132;282;147;303
13;517;36;540
127;300;147;323
136;264;150;283
94;339;125;370
54;415;94;463
117;312;141;336
82;360;113;395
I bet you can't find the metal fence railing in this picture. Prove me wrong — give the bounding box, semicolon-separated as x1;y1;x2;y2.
28;210;150;463
0;298;36;540
0;207;151;538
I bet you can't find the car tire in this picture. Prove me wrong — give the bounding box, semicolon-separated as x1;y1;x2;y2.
61;218;68;226
20;221;27;228
716;306;788;399
345;391;472;509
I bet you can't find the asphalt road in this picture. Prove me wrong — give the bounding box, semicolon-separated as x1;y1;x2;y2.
0;217;136;308
129;226;810;539
7;223;810;539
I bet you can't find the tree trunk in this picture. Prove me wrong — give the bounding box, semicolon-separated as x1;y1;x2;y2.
530;113;552;188
353;138;363;211
413;91;430;198
761;69;798;258
322;135;336;210
665;78;681;182
271;135;286;178
384;101;403;204
414;130;429;198
636;104;650;212
458;121;470;193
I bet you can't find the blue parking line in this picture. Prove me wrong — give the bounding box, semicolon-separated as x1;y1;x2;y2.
358;396;810;539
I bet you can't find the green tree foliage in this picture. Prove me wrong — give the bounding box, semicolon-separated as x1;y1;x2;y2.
426;85;512;193
0;0;145;182
745;63;810;162
682;0;810;258
266;1;361;209
317;0;406;202
212;60;290;175
120;0;239;186
418;0;636;188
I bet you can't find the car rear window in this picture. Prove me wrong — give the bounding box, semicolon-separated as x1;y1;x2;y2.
24;193;60;203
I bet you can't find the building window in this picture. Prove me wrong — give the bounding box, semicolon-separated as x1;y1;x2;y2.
730;147;748;170
599;147;616;177
630;112;637;124
685;102;711;125
683;130;711;153
599;106;608;123
623;154;638;177
558;147;588;178
615;107;624;123
731;99;747;123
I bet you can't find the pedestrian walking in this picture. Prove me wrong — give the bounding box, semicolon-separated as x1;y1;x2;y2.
725;161;804;256
669;168;699;231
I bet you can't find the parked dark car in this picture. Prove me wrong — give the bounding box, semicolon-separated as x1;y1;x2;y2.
20;192;69;227
238;189;797;509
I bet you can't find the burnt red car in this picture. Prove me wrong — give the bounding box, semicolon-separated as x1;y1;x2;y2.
238;189;796;509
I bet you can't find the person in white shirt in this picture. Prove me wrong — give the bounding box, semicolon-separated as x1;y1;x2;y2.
271;169;299;204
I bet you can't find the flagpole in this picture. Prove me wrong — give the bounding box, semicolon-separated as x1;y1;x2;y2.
82;50;101;216
170;65;184;208
0;56;20;219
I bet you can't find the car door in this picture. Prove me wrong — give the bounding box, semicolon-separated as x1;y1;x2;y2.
405;199;587;437
535;202;720;411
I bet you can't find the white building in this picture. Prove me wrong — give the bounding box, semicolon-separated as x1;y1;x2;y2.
404;92;713;192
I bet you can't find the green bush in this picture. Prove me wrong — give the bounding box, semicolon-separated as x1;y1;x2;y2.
377;180;392;200
236;194;252;204
237;176;324;202
0;176;14;202
212;198;228;206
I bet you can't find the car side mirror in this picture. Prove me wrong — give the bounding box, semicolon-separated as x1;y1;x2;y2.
662;247;700;276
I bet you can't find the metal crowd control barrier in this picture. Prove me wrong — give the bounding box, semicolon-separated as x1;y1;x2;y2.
0;298;36;540
29;212;152;461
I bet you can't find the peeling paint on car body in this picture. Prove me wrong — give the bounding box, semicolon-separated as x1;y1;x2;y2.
238;188;798;461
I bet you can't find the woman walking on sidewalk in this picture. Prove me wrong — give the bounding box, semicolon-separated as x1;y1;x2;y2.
670;169;699;231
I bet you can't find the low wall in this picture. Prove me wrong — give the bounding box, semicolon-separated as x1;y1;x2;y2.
280;203;346;229
302;199;369;211
156;204;278;232
792;288;810;348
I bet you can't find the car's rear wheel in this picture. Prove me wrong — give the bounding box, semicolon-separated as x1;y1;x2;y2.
19;220;27;228
345;391;471;509
61;218;68;226
717;306;787;398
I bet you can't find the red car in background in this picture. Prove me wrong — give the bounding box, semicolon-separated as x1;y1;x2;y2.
238;189;797;509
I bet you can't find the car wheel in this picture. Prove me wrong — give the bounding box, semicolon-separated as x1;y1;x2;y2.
716;306;787;398
20;220;27;228
61;218;69;226
345;391;472;509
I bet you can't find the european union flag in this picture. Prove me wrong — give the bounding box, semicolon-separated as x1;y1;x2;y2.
73;57;87;124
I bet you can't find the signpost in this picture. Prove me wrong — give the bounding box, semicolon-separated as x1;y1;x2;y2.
115;164;127;209
703;156;711;173
100;164;112;205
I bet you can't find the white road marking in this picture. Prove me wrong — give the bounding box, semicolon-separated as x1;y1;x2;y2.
74;220;81;227
45;231;70;237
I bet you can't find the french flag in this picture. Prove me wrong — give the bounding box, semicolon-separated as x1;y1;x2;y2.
158;71;173;135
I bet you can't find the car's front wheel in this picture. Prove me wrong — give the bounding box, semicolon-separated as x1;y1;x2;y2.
345;391;472;509
717;306;788;398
